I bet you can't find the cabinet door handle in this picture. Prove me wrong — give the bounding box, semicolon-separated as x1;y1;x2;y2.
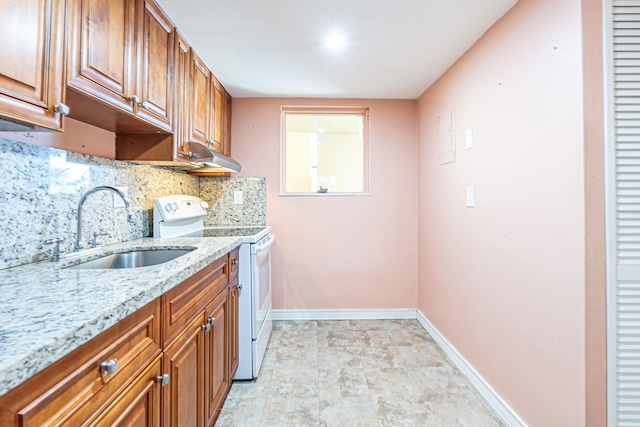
232;259;238;266
208;316;216;326
54;103;70;116
156;374;170;387
100;358;119;375
129;95;140;104
202;323;211;332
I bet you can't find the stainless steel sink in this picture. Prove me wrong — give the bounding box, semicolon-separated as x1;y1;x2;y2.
68;249;194;269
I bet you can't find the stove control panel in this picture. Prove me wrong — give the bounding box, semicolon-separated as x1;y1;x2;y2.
154;195;208;223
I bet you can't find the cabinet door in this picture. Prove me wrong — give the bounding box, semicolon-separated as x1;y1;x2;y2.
0;0;65;131
135;0;173;131
91;355;163;427
189;50;210;146
204;289;229;427
229;277;239;379
209;78;224;153
173;30;190;163
163;313;206;427
223;88;232;156
67;0;136;113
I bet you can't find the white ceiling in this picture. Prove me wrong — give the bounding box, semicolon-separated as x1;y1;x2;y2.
155;0;518;99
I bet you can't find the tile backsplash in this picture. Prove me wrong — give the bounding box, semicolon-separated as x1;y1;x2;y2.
0;138;199;270
0;138;268;270
200;176;266;226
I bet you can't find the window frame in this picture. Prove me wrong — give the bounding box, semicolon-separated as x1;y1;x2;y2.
279;106;371;196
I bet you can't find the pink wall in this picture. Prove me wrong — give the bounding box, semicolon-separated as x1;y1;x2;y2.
231;98;419;310
416;0;586;425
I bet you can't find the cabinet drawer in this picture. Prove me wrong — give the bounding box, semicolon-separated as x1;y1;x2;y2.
90;354;163;427
228;248;239;280
162;256;228;347
0;298;161;426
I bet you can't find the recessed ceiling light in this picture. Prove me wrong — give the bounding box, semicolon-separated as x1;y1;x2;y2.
325;33;346;50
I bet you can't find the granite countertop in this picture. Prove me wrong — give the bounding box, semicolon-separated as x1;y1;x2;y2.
0;236;242;397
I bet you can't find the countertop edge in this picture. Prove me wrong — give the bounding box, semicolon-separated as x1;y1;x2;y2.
0;237;242;397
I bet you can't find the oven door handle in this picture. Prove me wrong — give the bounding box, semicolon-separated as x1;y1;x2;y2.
254;235;275;253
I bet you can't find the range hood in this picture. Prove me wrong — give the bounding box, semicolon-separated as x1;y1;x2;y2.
189;142;242;173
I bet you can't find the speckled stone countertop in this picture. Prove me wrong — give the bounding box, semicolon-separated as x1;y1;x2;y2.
0;236;242;397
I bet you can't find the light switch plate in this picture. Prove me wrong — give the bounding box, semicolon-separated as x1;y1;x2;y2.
466;186;474;207
234;191;243;205
465;128;473;150
113;187;128;208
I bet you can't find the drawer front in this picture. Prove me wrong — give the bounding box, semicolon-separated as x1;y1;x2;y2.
1;299;161;427
162;256;228;347
228;248;239;280
90;354;163;427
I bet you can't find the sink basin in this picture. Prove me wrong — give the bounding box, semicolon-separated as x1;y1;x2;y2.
68;249;194;269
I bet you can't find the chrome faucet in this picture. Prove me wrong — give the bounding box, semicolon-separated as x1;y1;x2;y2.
75;186;135;251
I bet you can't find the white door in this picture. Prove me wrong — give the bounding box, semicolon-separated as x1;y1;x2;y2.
605;1;640;425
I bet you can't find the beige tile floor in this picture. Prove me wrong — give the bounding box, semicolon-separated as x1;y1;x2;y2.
215;319;505;427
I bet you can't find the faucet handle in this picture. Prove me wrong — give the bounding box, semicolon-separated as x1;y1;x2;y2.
92;230;110;248
45;237;66;262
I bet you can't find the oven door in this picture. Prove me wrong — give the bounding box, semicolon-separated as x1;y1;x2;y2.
252;234;274;339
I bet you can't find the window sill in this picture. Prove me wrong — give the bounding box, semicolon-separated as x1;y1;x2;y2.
279;192;371;197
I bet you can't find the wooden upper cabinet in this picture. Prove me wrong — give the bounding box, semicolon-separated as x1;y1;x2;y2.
0;0;66;131
135;0;173;131
66;0;174;133
223;88;232;156
66;0;136;112
171;30;191;163
189;50;210;146
210;77;224;153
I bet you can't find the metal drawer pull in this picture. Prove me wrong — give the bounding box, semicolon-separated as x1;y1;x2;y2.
156;374;170;387
202;323;211;332
232;259;238;266
100;358;119;375
208;316;216;326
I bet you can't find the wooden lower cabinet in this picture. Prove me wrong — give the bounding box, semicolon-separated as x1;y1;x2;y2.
229;277;239;378
205;289;229;426
162;312;206;427
91;354;163;427
0;251;239;427
0;298;161;427
163;282;231;427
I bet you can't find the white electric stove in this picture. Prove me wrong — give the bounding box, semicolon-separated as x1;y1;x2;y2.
153;195;274;380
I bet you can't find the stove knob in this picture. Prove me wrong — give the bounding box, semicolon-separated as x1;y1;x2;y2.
165;204;173;212
172;202;179;211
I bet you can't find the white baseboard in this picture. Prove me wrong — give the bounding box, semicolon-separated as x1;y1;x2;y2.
416;310;526;427
271;308;417;321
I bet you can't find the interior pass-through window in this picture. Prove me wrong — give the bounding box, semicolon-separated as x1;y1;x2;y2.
280;106;370;196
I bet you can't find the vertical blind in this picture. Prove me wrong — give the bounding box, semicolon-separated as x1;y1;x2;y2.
609;1;640;425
